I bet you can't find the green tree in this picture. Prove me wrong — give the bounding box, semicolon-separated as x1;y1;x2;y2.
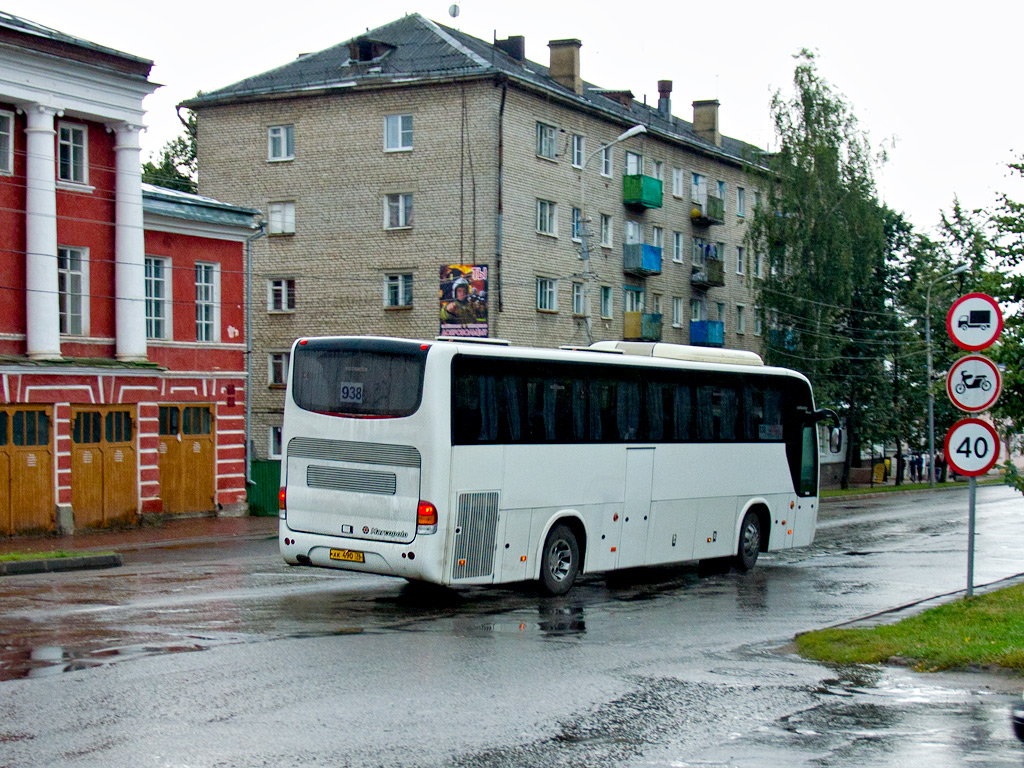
141;107;196;193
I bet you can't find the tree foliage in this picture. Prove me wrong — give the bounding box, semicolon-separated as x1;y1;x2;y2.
141;107;197;193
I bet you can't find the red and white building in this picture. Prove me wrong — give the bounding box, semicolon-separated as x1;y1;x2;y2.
0;12;258;534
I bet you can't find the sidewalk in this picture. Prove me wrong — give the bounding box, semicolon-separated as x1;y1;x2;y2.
0;515;279;575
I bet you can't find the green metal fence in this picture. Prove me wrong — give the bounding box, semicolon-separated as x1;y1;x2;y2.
248;459;281;516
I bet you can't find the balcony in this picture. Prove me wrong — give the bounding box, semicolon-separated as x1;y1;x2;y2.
624;311;663;341
690;258;725;289
769;329;799;352
690;193;724;226
623;243;662;276
622;174;663;209
689;320;724;347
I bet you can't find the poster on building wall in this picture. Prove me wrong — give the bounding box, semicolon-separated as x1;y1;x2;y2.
440;265;488;337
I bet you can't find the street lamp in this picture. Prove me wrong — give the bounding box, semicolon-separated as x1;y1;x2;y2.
579;124;647;343
925;263;970;487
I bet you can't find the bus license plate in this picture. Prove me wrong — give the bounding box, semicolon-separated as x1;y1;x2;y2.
329;548;365;563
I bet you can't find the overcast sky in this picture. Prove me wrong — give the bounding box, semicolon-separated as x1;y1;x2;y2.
8;0;1020;234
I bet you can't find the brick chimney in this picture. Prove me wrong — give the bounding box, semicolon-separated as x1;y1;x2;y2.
657;80;672;119
548;39;583;96
692;99;721;147
495;35;526;62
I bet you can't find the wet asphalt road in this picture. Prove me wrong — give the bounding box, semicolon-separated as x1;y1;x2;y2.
1;485;1023;767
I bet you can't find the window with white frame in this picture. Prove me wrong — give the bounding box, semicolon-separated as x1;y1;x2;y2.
384;273;413;307
671;167;684;197
672;232;685;263
384;114;413;151
754;251;763;278
536;199;557;236
571;207;583;241
625;220;640;245
692;236;706;266
195;262;220;342
736;245;745;275
672;297;683;327
600;145;612;177
145;256;171;340
269;352;290;386
652;226;663;250
600;214;612;247
737;187;746;217
0;110;12;175
600;286;613;318
692;172;707;203
536;122;557;159
571;134;585;167
269;426;283;459
57;122;87;184
651;294;662;315
571;282;585;315
625;151;642;176
384;193;413;229
736;304;746;334
267;125;294;161
754;306;763;336
624;287;645;312
268;278;296;312
57;246;87;336
652;160;663;181
717;180;727;210
691;297;705;322
716;301;726;327
269;201;295;234
536;277;558;311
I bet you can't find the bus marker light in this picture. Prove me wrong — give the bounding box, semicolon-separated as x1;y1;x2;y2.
299;339;308;345
610;546;616;552
459;559;466;566
420;344;430;350
417;500;438;534
790;501;795;509
279;487;286;510
788;530;793;535
520;555;527;562
613;513;619;521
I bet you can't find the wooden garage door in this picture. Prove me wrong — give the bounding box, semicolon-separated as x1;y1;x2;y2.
158;405;215;515
0;407;54;535
71;406;137;528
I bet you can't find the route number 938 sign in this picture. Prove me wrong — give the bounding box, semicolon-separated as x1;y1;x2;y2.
943;418;1000;477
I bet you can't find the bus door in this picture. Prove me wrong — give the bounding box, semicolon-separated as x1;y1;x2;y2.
616;447;654;568
71;406;137;528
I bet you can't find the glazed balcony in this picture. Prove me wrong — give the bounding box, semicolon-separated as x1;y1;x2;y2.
623;243;662;276
624;311;663;341
622;174;663;209
689;320;724;347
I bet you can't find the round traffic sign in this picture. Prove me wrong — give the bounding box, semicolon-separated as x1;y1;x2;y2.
944;418;1000;477
946;354;1001;412
946;293;1003;350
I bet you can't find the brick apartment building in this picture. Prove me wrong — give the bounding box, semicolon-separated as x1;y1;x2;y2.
0;12;259;534
186;13;768;461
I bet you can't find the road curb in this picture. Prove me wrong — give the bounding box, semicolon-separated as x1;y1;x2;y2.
0;553;123;577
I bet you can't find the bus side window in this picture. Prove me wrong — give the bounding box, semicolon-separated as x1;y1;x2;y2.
673;384;691;441
616;379;641;441
696;386;715;441
717;386;738;441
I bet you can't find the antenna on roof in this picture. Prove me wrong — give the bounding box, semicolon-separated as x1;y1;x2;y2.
449;4;460;17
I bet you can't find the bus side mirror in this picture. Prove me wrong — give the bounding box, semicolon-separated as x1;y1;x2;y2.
828;426;843;454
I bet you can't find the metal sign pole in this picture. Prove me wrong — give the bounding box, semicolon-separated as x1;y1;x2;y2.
967;476;976;597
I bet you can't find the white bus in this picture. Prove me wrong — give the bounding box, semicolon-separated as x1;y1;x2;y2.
278;336;838;595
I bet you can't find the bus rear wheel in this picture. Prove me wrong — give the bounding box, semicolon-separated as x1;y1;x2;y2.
540;524;579;596
733;511;761;572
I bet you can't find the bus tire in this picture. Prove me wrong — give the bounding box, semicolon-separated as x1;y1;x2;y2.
733;511;761;572
540;524;579;596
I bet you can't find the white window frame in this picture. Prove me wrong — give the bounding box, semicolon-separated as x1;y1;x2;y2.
0;110;13;175
754;252;763;279
571;282;585;316
571;134;585;168
600;286;613;319
692;236;706;267
195;261;221;343
717;180;727;212
736;304;746;335
651;227;663;250
536;199;557;237
536;122;557;159
267;125;294;162
267;278;296;312
600;214;613;248
671;167;684;197
624;287;645;313
651;294;662;315
737;187;746;217
384;114;413;151
625;151;642;176
600;145;612;177
269;201;296;234
571;207;583;242
754;306;763;336
384;273;414;308
145;255;172;340
269;426;283;459
625;220;641;245
268;351;290;386
536;277;558;312
716;301;726;328
384;193;413;229
691;298;705;323
57;245;89;336
736;245;745;275
692;173;707;205
652;160;663;181
672;297;683;328
57;122;87;185
672;232;685;263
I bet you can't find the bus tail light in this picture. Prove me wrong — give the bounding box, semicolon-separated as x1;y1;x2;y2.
417;500;438;535
278;487;287;519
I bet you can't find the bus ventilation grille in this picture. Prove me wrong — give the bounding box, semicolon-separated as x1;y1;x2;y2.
452;492;499;580
306;465;396;495
288;437;421;468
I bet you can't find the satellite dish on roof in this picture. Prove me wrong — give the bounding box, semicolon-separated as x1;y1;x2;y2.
449;4;460;17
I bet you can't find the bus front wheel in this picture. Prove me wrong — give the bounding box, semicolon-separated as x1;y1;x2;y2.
540;524;579;595
733;511;761;572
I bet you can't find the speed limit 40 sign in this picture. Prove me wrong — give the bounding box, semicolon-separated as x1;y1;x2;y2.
944;418;1000;477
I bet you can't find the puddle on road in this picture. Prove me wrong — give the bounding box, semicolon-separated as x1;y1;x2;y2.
0;639;222;680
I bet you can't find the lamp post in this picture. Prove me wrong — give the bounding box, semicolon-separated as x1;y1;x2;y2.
925;263;969;487
579;124;646;343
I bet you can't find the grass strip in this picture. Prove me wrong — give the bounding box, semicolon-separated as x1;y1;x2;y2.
795;584;1024;672
0;550;113;563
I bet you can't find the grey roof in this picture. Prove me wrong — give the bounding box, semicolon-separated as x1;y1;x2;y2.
142;183;260;229
185;13;763;167
0;10;152;68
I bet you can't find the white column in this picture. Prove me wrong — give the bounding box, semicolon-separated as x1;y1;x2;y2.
24;104;62;360
113;123;148;361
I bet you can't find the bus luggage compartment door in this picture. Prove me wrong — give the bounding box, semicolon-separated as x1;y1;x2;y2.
285;437;420;544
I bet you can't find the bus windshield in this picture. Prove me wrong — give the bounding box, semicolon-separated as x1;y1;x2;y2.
292;338;428;417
